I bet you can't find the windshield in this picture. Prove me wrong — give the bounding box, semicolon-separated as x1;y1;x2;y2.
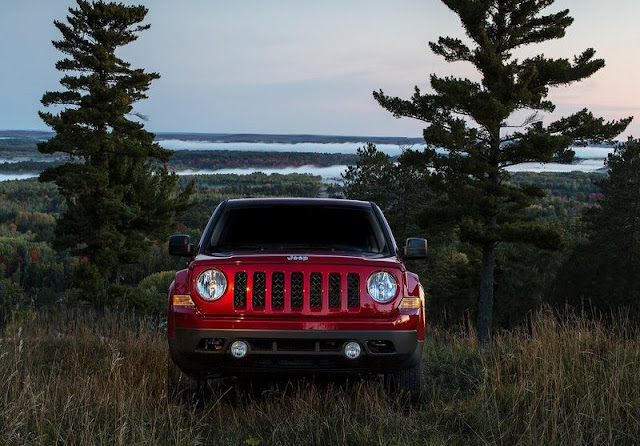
208;203;389;255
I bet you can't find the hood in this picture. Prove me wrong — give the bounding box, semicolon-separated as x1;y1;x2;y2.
191;252;405;270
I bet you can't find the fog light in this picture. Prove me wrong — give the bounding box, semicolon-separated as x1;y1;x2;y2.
343;341;361;359
230;340;248;358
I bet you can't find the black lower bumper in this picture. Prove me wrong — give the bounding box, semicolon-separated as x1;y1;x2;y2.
169;328;422;378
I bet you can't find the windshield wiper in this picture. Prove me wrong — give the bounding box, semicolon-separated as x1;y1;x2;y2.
273;243;368;252
213;244;267;251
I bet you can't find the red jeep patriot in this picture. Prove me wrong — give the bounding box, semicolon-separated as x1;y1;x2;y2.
167;198;427;402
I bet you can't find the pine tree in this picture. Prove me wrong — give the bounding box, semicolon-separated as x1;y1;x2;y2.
373;0;632;344
38;0;193;296
555;138;640;318
342;143;432;240
342;143;397;206
590;139;640;264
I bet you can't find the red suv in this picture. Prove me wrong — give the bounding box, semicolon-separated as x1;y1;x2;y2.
167;198;427;402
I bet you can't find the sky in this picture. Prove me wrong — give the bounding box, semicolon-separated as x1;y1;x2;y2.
0;0;638;138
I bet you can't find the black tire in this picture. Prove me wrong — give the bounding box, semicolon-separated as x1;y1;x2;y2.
384;361;422;408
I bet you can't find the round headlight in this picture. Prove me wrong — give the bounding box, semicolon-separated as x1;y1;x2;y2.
196;269;227;301
367;271;398;303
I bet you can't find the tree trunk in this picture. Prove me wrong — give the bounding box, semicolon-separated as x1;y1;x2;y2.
476;244;495;346
114;264;122;285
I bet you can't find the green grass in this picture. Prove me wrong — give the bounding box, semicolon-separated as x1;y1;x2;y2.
1;309;638;445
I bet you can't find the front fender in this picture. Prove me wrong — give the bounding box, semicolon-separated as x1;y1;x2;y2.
168;268;190;339
405;271;426;341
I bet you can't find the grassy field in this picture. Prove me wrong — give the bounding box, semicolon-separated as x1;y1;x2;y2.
1;309;638;445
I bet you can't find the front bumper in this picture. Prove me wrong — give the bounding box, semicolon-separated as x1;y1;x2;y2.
169;328;423;378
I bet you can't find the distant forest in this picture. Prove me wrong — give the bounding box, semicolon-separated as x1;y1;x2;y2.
0;150;361;173
0;168;605;326
3;130;635;329
0;134;373;173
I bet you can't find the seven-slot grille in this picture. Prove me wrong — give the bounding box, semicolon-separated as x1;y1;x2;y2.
232;271;361;311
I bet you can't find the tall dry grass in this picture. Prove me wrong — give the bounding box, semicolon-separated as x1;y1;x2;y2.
0;308;638;445
481;312;640;445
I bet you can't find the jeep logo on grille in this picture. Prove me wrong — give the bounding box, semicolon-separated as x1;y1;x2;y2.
287;255;308;261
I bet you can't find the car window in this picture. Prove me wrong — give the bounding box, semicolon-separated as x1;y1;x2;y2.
208;204;388;255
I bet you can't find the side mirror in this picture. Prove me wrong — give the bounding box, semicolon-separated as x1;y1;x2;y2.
404;238;427;259
169;234;194;257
